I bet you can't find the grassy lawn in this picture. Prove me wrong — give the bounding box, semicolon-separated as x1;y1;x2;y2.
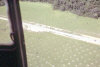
0;20;100;67
0;2;100;37
19;2;100;37
0;20;11;43
0;2;100;67
0;6;6;16
25;32;100;67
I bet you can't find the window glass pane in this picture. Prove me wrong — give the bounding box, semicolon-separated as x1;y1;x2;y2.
20;0;100;67
0;1;12;44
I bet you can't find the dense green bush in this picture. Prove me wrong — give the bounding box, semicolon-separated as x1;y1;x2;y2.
53;0;100;18
0;0;5;6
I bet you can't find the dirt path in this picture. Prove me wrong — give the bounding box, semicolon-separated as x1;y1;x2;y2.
0;17;100;45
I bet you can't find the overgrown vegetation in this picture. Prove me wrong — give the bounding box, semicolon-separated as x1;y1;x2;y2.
53;0;100;18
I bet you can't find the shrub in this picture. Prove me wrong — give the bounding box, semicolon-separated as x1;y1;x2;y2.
0;0;5;6
53;0;100;18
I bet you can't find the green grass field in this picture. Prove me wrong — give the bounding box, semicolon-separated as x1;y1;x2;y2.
0;19;100;67
19;2;100;37
0;20;11;43
0;2;100;67
0;2;100;37
25;32;100;67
